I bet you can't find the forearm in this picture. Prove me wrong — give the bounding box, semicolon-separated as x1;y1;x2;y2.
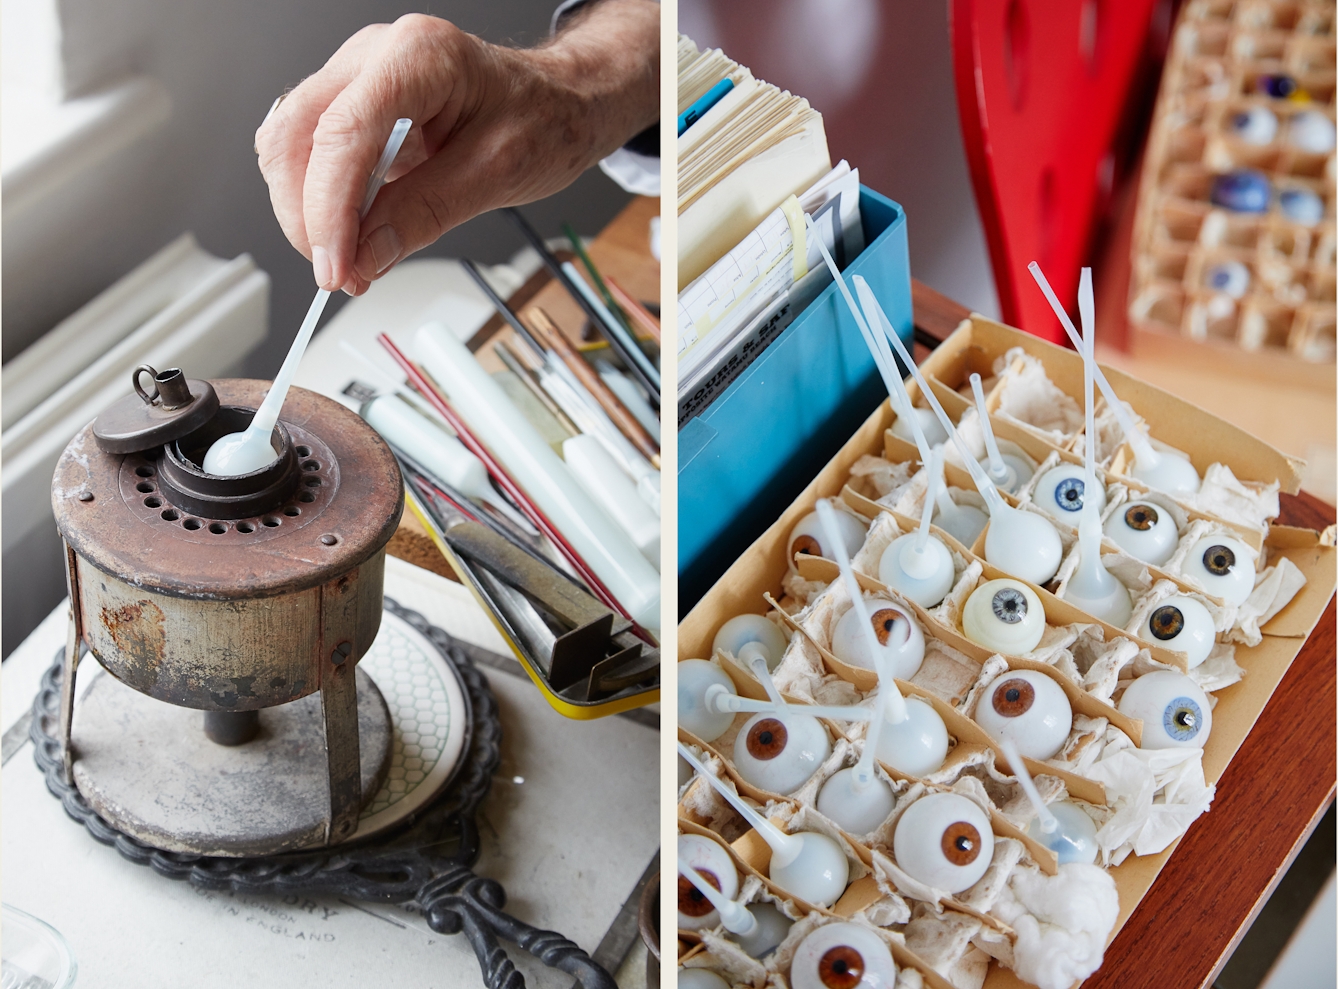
527;0;660;163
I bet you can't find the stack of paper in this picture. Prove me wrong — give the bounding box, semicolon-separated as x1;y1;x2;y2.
675;161;864;424
677;35;832;289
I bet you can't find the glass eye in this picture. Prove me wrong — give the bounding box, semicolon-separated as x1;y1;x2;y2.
678;659;737;742
974;669;1072;760
892;792;995;893
790;922;898;989
1289;109;1336;154
873;697;950;778
732;710;831;794
1103;500;1179;566
962;579;1046;655
1205;260;1251;299
679;970;731;989
713;613;790;671
1183;536;1255;606
788;507;868;574
1033;464;1106;521
1143;595;1215;669
677;834;740;930
1117;670;1213;750
1227;106;1278;146
830;597;926;679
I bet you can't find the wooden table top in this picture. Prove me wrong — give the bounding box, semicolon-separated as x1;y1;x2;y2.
911;277;1337;989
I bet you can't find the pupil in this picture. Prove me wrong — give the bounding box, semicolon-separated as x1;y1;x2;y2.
1176;711;1195;729
956;836;973;851
1006;688;1020;702
690;889;704;903
759;731;773;745
832;962;848;975
1213;554;1226;567
883;619;895;633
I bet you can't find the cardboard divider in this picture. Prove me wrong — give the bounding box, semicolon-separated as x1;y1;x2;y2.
794;554;1147;747
1258;526;1338;638
922;315;1306;494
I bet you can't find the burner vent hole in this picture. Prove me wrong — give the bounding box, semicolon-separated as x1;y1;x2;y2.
145;497;162;509
161;509;179;521
208;522;227;534
237;521;254;533
182;518;201;530
135;466;155;478
284;506;301;517
262;516;281;528
136;482;154;493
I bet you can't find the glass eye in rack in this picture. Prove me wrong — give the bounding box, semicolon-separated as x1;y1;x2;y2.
830;598;925;679
1183;535;1255;606
1203;260;1251;300
1256;73;1305;101
1103;500;1179;566
974;670;1073;760
788;507;868;574
892;792;995;893
713;613;789;672
1033;463;1107;521
962;579;1046;655
732;711;831;794
1117;670;1213;750
790;923;898;989
1228;105;1278;145
678;659;738;742
875;697;950;778
1279;188;1324;226
1142;595;1215;669
1211;169;1271;213
677;834;739;930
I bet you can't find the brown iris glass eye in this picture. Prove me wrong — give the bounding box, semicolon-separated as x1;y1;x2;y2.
818;945;865;989
1149;605;1185;640
991;678;1035;717
745;718;788;760
793;534;822;557
1124;504;1158;530
870;608;901;645
1202;544;1235;576
940;821;982;865
677;870;721;917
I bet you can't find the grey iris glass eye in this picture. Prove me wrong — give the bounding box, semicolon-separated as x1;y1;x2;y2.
1149;605;1184;640
1054;477;1084;512
1202;544;1235;576
1124;504;1158;530
991;587;1028;624
1163;696;1204;742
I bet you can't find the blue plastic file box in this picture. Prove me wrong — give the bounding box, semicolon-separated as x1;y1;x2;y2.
678;186;912;614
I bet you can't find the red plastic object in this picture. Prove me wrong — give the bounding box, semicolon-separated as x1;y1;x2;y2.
951;0;1164;343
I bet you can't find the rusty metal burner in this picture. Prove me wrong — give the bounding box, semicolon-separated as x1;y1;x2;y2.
51;373;404;855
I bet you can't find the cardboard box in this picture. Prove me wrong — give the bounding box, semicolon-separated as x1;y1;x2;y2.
678;315;1336;988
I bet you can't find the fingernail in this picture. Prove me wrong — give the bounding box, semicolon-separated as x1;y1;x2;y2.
356;225;401;278
312;245;333;289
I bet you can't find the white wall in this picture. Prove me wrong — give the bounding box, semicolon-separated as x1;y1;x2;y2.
679;0;1000;319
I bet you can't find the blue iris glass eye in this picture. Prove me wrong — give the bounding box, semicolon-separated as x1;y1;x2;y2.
1163;697;1204;742
1054;477;1085;512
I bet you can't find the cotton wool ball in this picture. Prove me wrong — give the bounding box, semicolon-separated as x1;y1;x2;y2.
992;863;1119;989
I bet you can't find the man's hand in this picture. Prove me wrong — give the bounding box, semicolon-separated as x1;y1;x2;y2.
255;1;658;295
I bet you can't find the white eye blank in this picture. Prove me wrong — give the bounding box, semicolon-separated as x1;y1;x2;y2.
678;834;740;930
1130;450;1200;495
878;533;956;608
789;508;868;574
678;659;737;742
1183;536;1256;606
893;791;995;893
731;710;831;794
1117;670;1213;749
1289;109;1336;153
830;598;926;679
790;922;898;989
1143;595;1216;668
679;970;731;989
816;767;897;836
1103;500;1179;566
890;406;948;448
962;579;1046;655
874;696;950;777
1033;463;1107;520
713;614;790;671
974;670;1073;760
